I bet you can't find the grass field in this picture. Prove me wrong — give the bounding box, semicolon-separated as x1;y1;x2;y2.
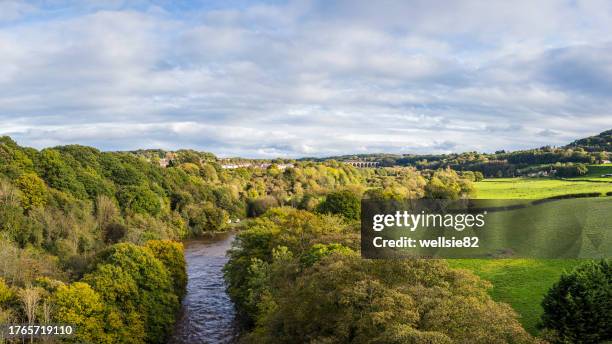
475;175;612;199
456;168;611;335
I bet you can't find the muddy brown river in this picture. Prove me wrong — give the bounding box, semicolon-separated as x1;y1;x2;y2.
169;232;238;344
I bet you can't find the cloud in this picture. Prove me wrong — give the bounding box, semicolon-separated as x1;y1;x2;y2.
0;0;611;157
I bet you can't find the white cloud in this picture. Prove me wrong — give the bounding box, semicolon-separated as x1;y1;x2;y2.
0;1;611;157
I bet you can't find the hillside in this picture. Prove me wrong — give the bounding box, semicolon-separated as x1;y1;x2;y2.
309;129;611;177
566;129;612;152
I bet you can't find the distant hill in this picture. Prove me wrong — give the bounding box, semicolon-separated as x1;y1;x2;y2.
566;129;612;152
302;129;611;177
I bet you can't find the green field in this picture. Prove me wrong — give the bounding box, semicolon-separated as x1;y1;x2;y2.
455;168;611;335
475;176;612;199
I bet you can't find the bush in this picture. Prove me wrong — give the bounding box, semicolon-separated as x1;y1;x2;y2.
555;163;589;178
540;260;611;343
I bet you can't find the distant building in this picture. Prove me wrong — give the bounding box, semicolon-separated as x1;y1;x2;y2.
158;152;176;168
221;163;252;169
159;158;170;168
526;170;549;178
220;162;294;170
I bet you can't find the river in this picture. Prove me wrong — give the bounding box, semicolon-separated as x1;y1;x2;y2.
168;232;239;344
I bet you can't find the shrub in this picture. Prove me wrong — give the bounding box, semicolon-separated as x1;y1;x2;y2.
540;260;611;343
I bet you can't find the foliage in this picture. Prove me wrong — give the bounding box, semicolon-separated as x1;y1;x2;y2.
182;202;228;234
234;250;536;344
555;163;588;177
247;196;278;217
103;223;127;244
225;206;538;343
15;173;47;210
425;168;475;199
2;135;606;343
540;260;611;343
316;190;361;220
145;240;188;298
83;242;184;344
116;186;162;216
224;208;349;321
53;282;109;343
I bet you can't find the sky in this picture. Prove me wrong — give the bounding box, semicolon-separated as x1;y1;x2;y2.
1;0;611;157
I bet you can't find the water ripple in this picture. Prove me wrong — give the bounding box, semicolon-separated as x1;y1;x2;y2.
168;233;238;344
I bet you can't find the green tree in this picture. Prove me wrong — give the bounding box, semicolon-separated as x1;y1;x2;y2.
182;202;228;233
248;252;535;344
248;196;279;217
316;190;361;220
37;149;86;197
145;240;187;298
117;186;162;216
53;282;109;343
15;173;47;210
84;243;180;344
425;168;474;199
540;260;611;343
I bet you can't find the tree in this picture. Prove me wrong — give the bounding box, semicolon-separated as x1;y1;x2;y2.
19;286;42;326
540;260;611;343
84;243;180;344
316;190;361;220
247;252;535;344
53;282;109;343
15;173;47;210
36;149;85;197
248;196;279;217
116;186;162;216
103;223;127;244
425;168;474;199
182;202;228;233
145;240;187;298
95;195;119;229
